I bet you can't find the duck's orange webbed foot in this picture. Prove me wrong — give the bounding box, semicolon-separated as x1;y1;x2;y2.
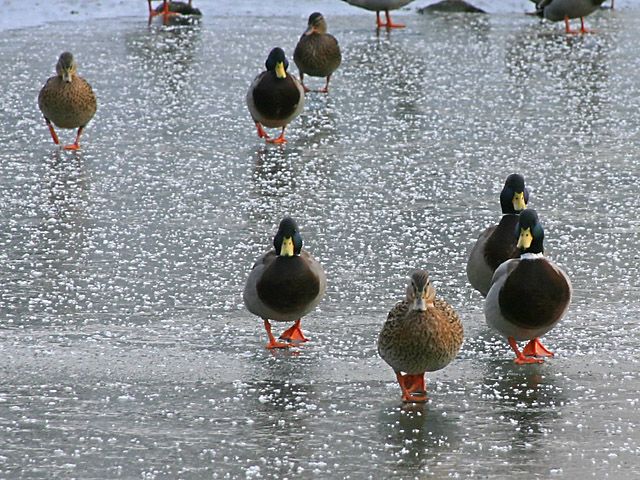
396;372;427;403
279;319;309;343
522;338;554;358
509;337;544;365
377;10;405;29
263;319;292;349
266;130;287;144
63;143;81;151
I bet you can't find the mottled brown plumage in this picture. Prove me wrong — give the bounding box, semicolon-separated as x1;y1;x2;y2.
38;52;96;150
378;270;463;402
293;12;341;93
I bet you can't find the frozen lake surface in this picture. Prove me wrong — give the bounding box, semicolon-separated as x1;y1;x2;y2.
1;1;640;478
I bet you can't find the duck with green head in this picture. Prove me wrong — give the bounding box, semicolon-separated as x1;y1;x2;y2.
378;270;464;403
484;209;572;364
243;217;326;349
247;48;305;145
38;52;97;151
467;174;529;297
293;12;342;93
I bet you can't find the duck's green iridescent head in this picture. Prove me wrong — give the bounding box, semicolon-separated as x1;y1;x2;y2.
56;52;77;83
500;173;529;214
516;209;544;254
273;216;303;257
265;47;289;80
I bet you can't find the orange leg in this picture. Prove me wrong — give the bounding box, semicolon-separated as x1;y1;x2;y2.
395;372;427;403
45;118;60;146
318;74;331;94
255;122;270;139
579;16;592;34
299;72;311;93
266;128;287;144
377;10;405;29
148;1;179;25
279;319;309;342
522;338;554;358
564;16;579;34
263;319;291;349
63;126;84;151
509;337;544;364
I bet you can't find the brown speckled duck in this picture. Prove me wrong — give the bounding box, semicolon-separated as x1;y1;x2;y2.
378;270;463;403
38;52;97;151
243;217;326;349
484;209;572;364
293;12;342;93
467;174;529;297
247;48;305;144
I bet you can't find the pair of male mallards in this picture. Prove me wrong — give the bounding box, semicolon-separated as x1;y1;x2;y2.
468;174;572;365
246;12;341;144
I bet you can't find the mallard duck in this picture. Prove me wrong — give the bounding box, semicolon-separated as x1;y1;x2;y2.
534;0;606;33
38;52;97;151
147;0;201;25
342;0;415;29
484;209;572;365
243;217;326;349
293;12;342;94
246;48;305;145
467;174;529;297
378;270;464;403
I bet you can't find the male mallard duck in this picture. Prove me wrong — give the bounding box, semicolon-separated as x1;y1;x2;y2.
534;0;606;33
293;12;342;94
378;270;464;403
467;174;529;297
147;1;201;25
38;52;97;151
243;217;326;349
342;0;415;29
247;48;305;145
484;209;572;365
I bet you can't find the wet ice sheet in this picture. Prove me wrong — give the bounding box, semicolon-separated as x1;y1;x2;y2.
1;6;640;480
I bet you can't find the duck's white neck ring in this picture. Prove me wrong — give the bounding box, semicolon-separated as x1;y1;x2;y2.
520;252;544;260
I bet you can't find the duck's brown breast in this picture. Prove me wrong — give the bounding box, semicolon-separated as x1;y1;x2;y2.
256;256;320;314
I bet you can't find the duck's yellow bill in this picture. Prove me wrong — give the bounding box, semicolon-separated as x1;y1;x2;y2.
275;62;286;79
517;227;533;249
512;192;526;211
280;237;294;256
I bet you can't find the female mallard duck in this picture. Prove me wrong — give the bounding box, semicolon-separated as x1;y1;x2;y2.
484;209;572;365
467;173;529;297
38;52;97;151
534;0;606;33
378;270;463;403
247;48;305;145
243;217;326;349
293;12;342;93
342;0;415;29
